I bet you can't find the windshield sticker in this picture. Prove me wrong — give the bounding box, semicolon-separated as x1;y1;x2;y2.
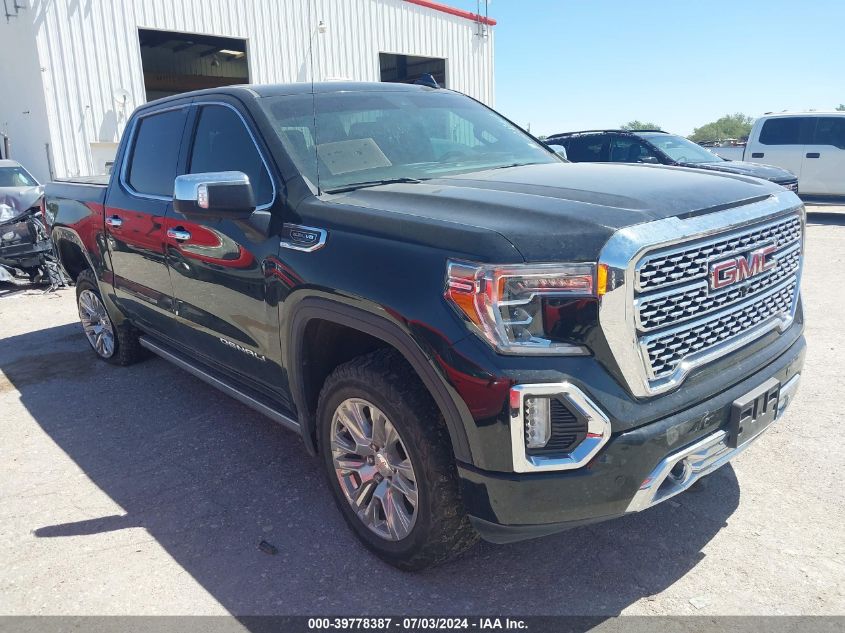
316;138;392;175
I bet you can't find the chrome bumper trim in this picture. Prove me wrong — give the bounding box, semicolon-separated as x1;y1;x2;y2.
509;382;611;473
626;373;801;513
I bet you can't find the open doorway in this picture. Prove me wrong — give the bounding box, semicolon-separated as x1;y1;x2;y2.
138;29;249;102
379;53;446;87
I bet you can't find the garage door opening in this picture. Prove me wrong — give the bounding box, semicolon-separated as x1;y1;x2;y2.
139;29;249;102
379;53;446;88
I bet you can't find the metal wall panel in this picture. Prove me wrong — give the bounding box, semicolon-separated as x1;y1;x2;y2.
12;0;493;179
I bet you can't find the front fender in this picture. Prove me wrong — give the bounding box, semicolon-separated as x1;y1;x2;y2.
283;291;476;464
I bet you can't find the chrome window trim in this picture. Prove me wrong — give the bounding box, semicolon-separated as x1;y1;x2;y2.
119;104;191;202
598;192;805;398
190;101;277;212
509;382;611;473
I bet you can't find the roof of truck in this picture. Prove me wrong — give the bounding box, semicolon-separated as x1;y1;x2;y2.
760;110;845;117
139;81;440;110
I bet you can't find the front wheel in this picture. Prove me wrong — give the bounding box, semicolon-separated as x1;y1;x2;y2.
317;349;478;570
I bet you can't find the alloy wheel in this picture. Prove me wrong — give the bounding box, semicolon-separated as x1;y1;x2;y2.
78;289;115;358
330;398;419;541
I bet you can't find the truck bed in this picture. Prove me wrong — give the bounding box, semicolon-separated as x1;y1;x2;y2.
46;177;109;206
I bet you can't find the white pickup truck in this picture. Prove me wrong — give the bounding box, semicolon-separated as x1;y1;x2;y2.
713;112;845;197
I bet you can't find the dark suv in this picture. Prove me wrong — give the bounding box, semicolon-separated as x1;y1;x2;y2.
48;83;805;570
548;129;799;191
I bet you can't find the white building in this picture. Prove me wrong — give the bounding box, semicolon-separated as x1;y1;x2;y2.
0;0;495;182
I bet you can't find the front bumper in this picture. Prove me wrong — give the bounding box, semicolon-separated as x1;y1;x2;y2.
459;335;805;544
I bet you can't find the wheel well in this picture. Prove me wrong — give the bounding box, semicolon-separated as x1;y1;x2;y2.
301;320;390;424
56;239;90;280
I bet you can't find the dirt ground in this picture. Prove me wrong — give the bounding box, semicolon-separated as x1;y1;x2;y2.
0;208;843;616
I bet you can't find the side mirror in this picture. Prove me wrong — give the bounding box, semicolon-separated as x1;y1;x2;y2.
639;156;660;165
173;171;256;219
547;144;568;161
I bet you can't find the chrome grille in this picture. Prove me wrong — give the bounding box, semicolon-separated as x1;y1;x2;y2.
636;244;801;332
636;215;801;292
633;211;803;383
643;279;797;379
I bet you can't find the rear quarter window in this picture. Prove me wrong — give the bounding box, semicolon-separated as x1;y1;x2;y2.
126;109;188;197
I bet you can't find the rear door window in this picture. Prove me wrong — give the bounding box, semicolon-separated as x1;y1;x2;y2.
759;117;808;145
566;135;609;161
188;105;274;207
126;108;189;197
811;117;845;149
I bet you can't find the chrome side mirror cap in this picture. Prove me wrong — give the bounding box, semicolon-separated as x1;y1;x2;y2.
173;171;256;218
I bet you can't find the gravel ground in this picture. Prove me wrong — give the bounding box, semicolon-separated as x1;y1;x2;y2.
0;208;843;616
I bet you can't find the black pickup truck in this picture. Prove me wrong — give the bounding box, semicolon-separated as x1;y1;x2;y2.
47;82;806;570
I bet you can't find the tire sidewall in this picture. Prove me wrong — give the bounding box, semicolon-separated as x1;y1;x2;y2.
318;378;437;563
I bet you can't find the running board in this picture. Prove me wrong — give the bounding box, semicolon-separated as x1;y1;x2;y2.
139;336;300;433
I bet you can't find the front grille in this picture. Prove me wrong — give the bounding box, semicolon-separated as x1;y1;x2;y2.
636;215;801;293
633;212;803;383
526;398;587;457
636;244;801;332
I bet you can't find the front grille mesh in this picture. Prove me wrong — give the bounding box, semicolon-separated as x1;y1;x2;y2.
636;215;801;292
633;213;802;382
644;280;797;379
637;245;801;332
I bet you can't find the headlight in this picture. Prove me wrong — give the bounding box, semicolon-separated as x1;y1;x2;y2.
445;260;598;355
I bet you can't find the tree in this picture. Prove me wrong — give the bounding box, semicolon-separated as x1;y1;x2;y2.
621;120;662;131
689;113;755;143
837;104;845;111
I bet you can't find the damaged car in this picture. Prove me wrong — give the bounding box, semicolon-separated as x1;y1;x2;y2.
0;159;66;288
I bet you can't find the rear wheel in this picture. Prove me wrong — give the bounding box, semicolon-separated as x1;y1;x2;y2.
317;349;478;571
75;269;143;366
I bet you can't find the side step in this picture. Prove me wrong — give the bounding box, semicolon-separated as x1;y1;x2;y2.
139;336;300;433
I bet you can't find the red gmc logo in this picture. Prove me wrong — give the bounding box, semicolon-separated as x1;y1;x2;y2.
709;245;778;291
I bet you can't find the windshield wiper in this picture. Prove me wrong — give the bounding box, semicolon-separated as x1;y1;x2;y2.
323;177;424;194
486;162;544;171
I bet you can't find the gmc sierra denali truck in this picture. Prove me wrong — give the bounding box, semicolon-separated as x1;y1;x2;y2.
48;83;806;570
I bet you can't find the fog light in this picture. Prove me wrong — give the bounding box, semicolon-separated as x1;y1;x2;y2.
524;397;551;448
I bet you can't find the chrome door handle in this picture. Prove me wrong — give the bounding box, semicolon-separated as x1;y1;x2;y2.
105;215;123;228
167;228;192;241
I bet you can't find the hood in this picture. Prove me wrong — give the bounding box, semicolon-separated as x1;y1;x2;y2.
0;185;44;223
329;162;783;262
680;160;796;183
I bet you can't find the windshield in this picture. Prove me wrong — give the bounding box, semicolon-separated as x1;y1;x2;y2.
259;89;557;192
0;166;39;187
639;133;723;164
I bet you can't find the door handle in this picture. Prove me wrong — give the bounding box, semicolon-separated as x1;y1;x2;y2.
167;227;192;241
806;152;820;158
751;152;764;158
105;215;123;228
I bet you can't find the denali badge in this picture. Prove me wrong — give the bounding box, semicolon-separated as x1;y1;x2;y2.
709;245;777;291
219;337;267;362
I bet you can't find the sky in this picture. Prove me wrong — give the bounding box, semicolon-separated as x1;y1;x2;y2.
452;0;845;137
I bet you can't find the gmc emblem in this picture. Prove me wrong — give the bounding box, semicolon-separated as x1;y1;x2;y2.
709;245;777;291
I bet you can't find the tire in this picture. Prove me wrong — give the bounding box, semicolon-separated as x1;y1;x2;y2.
75;269;143;366
317;348;479;571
